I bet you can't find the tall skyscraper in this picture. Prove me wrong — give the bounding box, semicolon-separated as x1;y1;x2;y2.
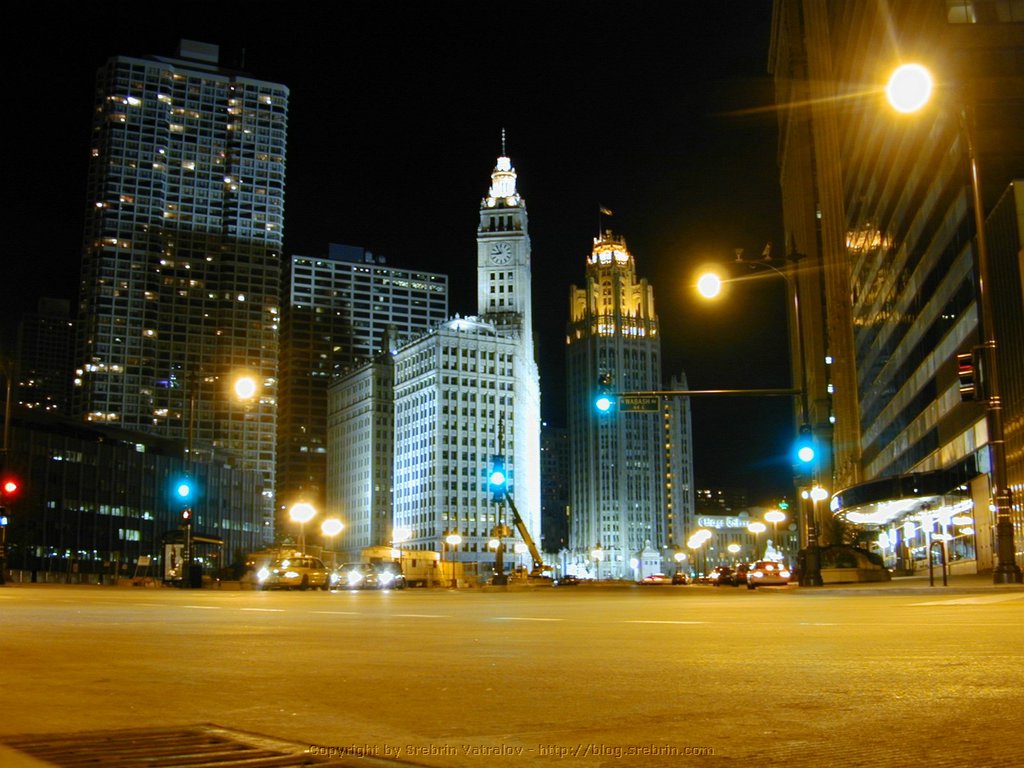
278;245;447;532
327;150;541;570
566;231;693;578
73;40;287;536
770;1;1024;576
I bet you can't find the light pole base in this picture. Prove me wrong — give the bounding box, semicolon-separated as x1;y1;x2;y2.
993;564;1023;584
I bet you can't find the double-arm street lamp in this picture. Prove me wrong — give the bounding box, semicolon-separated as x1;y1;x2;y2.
886;64;1021;584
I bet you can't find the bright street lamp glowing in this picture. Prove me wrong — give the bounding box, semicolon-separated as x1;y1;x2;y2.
764;510;786;525
747;522;767;534
320;518;344;537
727;543;741;555
289;502;316;524
696;271;723;299
445;533;463;546
810;486;830;502
886;64;933;114
234;375;258;400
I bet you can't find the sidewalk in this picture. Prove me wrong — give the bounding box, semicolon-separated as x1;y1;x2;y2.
790;571;1024;596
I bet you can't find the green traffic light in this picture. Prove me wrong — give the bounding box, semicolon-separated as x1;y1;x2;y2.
595;394;613;413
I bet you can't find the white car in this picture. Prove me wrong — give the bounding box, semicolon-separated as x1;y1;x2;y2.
746;561;791;589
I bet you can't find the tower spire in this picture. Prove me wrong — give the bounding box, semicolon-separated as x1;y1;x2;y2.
501;127;507;157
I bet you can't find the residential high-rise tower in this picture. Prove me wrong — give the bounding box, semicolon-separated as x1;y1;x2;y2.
74;40;287;535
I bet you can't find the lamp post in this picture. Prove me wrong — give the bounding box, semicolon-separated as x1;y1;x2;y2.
747;522;766;562
765;509;787;553
886;64;1021;584
591;544;604;581
697;255;823;586
445;533;462;588
289;502;316;554
321;518;344;567
392;525;411;577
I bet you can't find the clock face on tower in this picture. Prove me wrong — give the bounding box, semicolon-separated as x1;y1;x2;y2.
489;242;513;265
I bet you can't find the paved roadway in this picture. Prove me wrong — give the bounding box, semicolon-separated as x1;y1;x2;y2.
1;582;1022;767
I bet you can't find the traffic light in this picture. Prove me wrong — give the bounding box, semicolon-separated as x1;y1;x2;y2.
181;508;192;523
794;425;815;466
174;477;194;502
956;350;982;402
488;455;508;502
1;477;19;499
595;372;615;414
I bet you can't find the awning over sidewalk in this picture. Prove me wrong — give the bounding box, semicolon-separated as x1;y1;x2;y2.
829;469;967;526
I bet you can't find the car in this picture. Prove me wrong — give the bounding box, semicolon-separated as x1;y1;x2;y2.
746;561;792;589
333;562;379;590
708;566;737;586
671;572;688;585
372;562;407;589
256;555;331;590
640;573;671;585
734;563;751;585
554;575;580;586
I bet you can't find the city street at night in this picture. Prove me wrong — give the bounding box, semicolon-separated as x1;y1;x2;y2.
1;582;1022;767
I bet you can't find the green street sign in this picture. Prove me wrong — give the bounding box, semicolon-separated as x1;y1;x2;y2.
618;395;660;412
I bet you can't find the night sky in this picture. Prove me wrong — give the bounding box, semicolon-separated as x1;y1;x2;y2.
6;1;795;502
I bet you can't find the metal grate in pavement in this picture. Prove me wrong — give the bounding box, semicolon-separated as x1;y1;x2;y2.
0;724;417;767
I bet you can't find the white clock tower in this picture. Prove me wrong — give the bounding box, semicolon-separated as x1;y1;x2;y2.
478;150;534;362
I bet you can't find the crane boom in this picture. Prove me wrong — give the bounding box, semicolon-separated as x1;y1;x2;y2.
503;491;551;577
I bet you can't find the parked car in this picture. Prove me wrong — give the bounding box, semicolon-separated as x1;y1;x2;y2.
640;573;671;585
554;575;581;586
746;561;792;589
257;556;331;590
333;562;379;590
708;566;737;586
671;572;688;585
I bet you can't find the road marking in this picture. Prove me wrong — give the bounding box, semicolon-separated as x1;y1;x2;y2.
799;622;838;626
909;594;1024;607
394;613;450;618
623;620;705;625
494;616;563;622
183;604;222;610
239;607;285;612
310;610;362;615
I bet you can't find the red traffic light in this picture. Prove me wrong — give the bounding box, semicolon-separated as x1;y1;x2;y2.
2;478;19;496
182;508;192;522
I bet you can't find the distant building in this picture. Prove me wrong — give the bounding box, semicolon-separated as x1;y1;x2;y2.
278;245;447;531
16;298;74;413
326;150;541;575
565;231;695;578
540;423;570;552
72;40;287;538
770;1;1024;576
0;413;265;582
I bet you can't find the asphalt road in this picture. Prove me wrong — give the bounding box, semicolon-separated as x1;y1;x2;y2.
1;583;1022;767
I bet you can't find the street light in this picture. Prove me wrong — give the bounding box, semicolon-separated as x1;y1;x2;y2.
747;521;767;561
885;63;1021;584
289;502;316;554
696;254;823;586
591;544;604;580
445;533;462;588
320;518;344;565
765;509;787;552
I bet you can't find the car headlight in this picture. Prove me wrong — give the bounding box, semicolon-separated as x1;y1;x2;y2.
379;572;394;585
257;567;270;582
780;570;791;578
347;572;363;586
284;570;299;579
329;572;340;585
753;572;764;578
